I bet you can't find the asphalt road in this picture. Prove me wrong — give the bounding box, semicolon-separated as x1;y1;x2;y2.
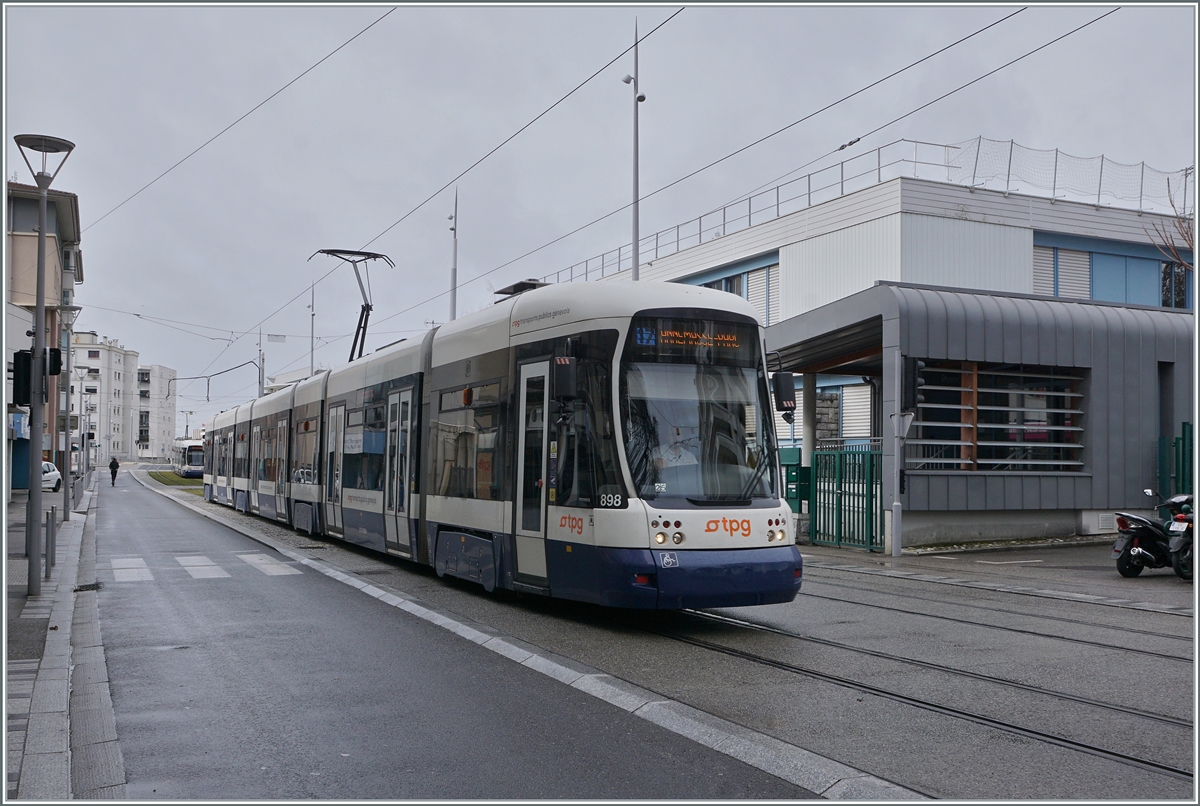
105;471;1195;800
94;472;815;799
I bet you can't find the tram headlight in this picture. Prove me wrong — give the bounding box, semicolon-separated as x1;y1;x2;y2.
779;529;786;542
767;530;777;541
672;532;684;544
655;532;668;544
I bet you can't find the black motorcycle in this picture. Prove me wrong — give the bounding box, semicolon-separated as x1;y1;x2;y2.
1169;505;1193;581
1113;489;1194;578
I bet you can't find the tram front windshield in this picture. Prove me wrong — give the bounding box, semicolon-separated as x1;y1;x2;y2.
620;315;777;503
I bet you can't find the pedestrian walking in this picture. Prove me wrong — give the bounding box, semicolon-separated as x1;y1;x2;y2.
109;457;119;486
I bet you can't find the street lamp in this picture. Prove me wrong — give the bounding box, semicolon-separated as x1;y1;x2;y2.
59;305;82;521
622;22;646;282
14;133;75;597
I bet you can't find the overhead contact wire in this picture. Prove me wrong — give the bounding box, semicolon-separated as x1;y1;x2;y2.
84;8;398;233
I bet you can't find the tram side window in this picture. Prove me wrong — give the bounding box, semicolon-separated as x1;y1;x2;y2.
254;427;265;481
292;418;319;484
234;432;249;478
343;406;386;491
434;382;501;500
555;331;625;508
260;426;277;484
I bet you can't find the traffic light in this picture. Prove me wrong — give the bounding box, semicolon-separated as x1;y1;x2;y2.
12;350;31;405
901;356;926;412
47;347;62;376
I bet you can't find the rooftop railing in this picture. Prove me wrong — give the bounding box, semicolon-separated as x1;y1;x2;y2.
542;137;1194;285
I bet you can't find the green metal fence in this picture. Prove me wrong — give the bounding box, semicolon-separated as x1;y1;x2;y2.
810;447;884;550
1159;422;1194;497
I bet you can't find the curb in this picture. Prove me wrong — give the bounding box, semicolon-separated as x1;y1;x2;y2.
10;481;93;799
132;470;926;800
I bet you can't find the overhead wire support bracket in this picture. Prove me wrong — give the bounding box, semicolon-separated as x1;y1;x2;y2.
308;249;395;362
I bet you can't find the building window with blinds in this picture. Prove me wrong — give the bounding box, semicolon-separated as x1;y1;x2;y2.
906;361;1084;472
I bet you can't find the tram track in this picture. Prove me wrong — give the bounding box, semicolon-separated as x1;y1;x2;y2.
797;588;1193;662
804;577;1195;644
647;615;1193;782
681;610;1192;728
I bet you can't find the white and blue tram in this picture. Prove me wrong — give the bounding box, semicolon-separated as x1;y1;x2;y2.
171;438;206;478
203;281;801;608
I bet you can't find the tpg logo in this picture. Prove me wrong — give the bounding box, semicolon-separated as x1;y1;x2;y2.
705;517;753;537
559;515;584;535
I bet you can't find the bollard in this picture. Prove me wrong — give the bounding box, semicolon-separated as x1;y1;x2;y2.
49;506;57;568
44;511;52;580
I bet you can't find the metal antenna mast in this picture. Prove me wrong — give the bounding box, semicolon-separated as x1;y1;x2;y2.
308;249;395;361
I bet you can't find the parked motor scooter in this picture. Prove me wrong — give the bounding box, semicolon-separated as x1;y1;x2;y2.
1168;504;1193;581
1112;489;1194;578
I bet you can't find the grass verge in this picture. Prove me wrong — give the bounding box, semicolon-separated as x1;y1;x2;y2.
149;469;204;496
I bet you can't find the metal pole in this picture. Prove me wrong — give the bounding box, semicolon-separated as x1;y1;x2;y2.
631;22;641;282
49;507;56;569
1139;162;1145;212
63;315;72;520
258;329;264;398
970;135;982;186
1051;149;1059;202
892;350;903;558
1096;154;1105;206
888;353;915;559
450;188;458;320
1005;140;1014;195
309;283;315;377
45;511;52;579
26;175;50;598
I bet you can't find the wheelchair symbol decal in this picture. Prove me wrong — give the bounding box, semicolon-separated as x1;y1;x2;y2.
659;552;679;567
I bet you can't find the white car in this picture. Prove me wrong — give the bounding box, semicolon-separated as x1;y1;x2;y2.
41;461;62;492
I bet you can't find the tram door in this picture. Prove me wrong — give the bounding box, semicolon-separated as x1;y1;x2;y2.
326;404;345;534
250;425;262;511
514;362;549;580
219;434;232;504
384;389;413;556
275;417;289;520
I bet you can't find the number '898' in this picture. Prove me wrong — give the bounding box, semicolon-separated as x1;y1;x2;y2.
599;494;623;508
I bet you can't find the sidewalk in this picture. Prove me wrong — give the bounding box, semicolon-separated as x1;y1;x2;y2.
5;472;122;799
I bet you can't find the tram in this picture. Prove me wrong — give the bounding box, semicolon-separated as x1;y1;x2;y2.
172;438;205;478
203;281;801;608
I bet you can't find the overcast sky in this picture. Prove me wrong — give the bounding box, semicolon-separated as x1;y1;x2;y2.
5;3;1196;431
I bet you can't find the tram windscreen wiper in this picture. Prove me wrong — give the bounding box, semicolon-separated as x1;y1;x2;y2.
687;495;752;506
737;445;771;501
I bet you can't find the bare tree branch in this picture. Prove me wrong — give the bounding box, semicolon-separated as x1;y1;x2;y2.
1145;172;1194;272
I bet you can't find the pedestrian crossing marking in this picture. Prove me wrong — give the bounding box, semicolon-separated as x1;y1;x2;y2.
103;553;302;580
111;557;153;582
175;556;231;579
237;553;302;576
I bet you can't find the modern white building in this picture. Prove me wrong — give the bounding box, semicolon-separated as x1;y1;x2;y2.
545;137;1194;549
71;332;139;465
137;364;177;462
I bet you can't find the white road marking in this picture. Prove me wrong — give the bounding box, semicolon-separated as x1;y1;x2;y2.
175;556;231;579
237;553;302;576
110;558;147;568
975;559;1044;565
111;557;153;581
